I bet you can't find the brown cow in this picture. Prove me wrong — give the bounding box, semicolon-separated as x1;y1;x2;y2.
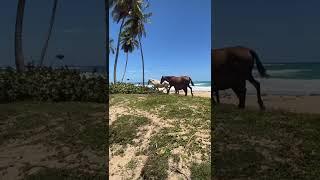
212;46;269;110
160;76;194;97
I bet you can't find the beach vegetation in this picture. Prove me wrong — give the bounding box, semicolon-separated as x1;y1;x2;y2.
25;167;107;180
0;67;107;103
190;162;211;180
110;94;211;179
109;82;160;94
109;115;151;145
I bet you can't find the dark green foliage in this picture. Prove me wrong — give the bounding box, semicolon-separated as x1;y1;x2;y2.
109;82;160;94
0;67;107;103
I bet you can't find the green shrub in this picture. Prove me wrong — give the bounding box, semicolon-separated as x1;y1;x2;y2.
109;82;161;94
0;67;107;103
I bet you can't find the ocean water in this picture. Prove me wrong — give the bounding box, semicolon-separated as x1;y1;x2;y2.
254;63;320;80
249;63;320;95
193;81;211;91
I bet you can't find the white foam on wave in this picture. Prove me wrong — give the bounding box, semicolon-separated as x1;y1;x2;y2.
193;86;211;92
253;69;312;76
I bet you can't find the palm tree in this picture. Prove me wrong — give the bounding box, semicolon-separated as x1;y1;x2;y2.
119;31;139;82
124;0;151;86
105;0;108;76
14;0;26;72
109;39;115;55
110;0;133;83
39;0;58;66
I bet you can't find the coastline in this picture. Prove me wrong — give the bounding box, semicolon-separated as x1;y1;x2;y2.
219;94;320;114
215;78;320;114
248;78;320;96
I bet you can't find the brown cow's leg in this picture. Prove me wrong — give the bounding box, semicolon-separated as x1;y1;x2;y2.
248;75;266;110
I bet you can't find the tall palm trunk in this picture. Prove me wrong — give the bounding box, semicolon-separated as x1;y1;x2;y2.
104;0;108;76
139;37;145;86
121;52;129;82
14;0;26;73
113;18;125;83
39;0;58;66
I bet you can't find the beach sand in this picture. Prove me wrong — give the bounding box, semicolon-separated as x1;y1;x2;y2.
191;90;319;114
167;89;211;98
214;78;320;114
193;91;211;98
217;92;320;114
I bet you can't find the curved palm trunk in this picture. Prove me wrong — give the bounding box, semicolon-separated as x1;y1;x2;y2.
39;0;58;66
14;0;26;73
139;37;145;86
113;18;125;83
121;52;129;82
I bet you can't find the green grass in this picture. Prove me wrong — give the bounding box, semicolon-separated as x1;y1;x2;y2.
24;167;107;180
0;102;107;178
190;161;211;180
111;94;211;130
126;159;138;170
214;104;320;179
141;154;169;180
110;94;211;179
109;115;151;145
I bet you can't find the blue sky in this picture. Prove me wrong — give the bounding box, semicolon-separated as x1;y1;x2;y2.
213;0;320;62
109;0;211;82
0;0;105;66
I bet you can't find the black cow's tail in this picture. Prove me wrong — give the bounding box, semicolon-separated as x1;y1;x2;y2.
249;49;270;78
189;77;194;86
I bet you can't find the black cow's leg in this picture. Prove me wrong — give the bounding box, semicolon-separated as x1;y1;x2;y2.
188;85;193;97
215;90;220;104
167;85;172;94
237;82;247;109
232;81;246;109
183;87;187;96
248;75;265;110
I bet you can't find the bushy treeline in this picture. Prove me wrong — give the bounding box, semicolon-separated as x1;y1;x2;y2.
0;67;160;103
0;67;107;103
